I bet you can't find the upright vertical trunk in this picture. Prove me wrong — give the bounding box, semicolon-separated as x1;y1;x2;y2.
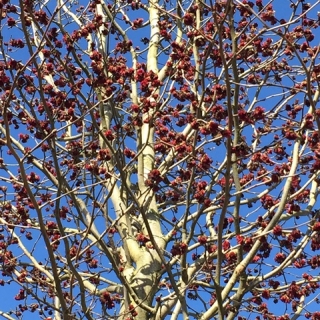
130;1;165;318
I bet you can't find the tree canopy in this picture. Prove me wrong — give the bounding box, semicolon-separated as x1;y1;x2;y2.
0;0;320;319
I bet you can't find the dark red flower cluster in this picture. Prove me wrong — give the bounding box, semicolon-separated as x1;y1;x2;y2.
171;242;188;256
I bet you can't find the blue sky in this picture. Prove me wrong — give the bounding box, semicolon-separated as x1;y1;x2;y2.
0;0;320;319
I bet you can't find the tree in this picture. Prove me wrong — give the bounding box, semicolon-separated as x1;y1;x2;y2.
0;0;320;318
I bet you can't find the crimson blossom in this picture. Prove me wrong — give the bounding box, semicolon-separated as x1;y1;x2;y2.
0;0;319;319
